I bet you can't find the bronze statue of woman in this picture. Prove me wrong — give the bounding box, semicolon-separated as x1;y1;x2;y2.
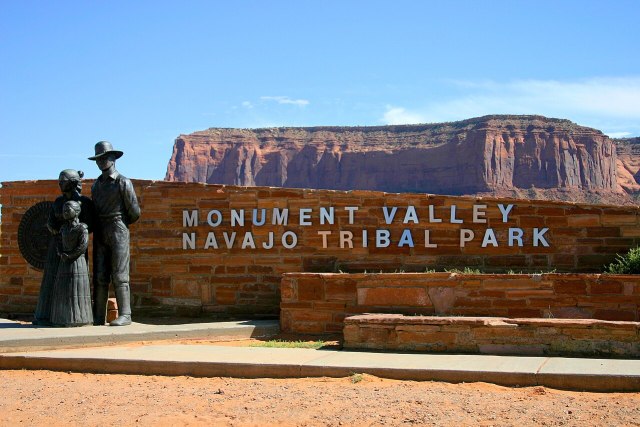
33;169;95;326
49;200;93;326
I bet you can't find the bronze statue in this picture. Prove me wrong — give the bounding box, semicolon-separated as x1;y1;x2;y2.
90;141;140;326
49;201;93;326
33;169;94;326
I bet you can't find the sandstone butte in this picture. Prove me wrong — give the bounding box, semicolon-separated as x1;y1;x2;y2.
165;115;640;205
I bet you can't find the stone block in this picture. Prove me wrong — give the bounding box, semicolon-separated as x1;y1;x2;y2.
454;297;492;308
504;289;555;298
482;278;545;290
280;281;296;301
396;330;457;346
325;279;357;302
427;287;456;314
593;309;636;321
0;286;23;296
567;215;601;227
188;265;212;274
396;325;441;333
343;324;360;342
312;301;346;311
553;280;587;295
357;287;429;307
590;281;624;294
492;299;528;308
215;288;237;305
290;310;333;323
359;326;394;344
297;278;324;301
289;322;326;334
472;326;525;340
507;308;543;318
107;298;118;323
586;227;622;238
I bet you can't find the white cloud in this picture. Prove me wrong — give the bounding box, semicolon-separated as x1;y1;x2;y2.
490;77;640;118
241;101;254;109
260;96;310;107
607;131;632;138
382;106;429;125
380;77;640;133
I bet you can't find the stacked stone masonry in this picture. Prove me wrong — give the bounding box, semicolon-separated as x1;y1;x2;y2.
280;273;640;334
1;179;639;317
343;314;640;357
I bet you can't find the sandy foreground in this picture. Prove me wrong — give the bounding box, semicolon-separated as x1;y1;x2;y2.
1;367;639;426
1;337;639;426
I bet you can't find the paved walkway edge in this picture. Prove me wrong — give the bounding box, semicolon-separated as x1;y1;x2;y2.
0;320;280;353
1;352;638;392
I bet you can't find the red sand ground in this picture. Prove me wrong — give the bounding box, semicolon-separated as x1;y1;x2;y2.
1;368;639;426
1;337;639;426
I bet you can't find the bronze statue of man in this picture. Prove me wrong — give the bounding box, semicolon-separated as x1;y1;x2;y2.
89;141;140;326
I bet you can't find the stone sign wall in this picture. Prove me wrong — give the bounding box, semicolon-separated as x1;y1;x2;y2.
1;179;639;317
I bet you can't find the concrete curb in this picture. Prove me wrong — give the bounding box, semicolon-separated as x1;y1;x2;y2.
0;320;280;353
1;345;639;392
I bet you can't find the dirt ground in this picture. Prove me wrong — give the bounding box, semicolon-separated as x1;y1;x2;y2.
1;334;639;426
1;367;639;426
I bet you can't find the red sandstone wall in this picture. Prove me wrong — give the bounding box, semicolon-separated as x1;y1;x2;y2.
280;273;640;334
1;180;639;317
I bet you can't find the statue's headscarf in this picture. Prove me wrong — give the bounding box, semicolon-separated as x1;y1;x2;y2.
59;169;84;193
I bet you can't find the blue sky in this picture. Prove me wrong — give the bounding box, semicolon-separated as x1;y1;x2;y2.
1;1;639;182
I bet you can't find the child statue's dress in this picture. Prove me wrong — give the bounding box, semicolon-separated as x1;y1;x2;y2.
49;220;93;326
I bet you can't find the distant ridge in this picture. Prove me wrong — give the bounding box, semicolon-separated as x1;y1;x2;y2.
166;115;639;205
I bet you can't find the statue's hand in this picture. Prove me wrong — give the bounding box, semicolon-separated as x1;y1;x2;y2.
47;224;59;235
60;252;70;261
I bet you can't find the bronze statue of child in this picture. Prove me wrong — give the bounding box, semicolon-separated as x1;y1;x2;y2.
49;200;93;327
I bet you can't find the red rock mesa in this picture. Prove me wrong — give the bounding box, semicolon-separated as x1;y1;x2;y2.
165;115;639;205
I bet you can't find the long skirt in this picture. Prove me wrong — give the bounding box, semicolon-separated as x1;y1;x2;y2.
33;236;61;323
49;255;93;327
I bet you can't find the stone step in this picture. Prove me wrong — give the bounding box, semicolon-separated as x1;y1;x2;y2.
344;314;640;358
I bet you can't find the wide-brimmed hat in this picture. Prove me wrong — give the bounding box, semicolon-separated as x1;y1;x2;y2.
88;141;123;160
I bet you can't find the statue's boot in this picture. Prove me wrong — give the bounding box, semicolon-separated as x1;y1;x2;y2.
110;284;132;326
93;284;108;326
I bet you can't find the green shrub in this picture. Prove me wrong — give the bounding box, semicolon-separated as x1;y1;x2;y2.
605;246;640;274
350;373;364;383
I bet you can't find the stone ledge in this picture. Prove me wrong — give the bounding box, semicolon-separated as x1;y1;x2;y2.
344;314;640;357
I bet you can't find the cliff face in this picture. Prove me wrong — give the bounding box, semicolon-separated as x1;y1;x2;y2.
615;137;640;194
166;115;634;204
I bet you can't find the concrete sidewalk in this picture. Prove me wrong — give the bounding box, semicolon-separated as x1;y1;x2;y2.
0;317;279;352
2;343;640;392
1;318;639;392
